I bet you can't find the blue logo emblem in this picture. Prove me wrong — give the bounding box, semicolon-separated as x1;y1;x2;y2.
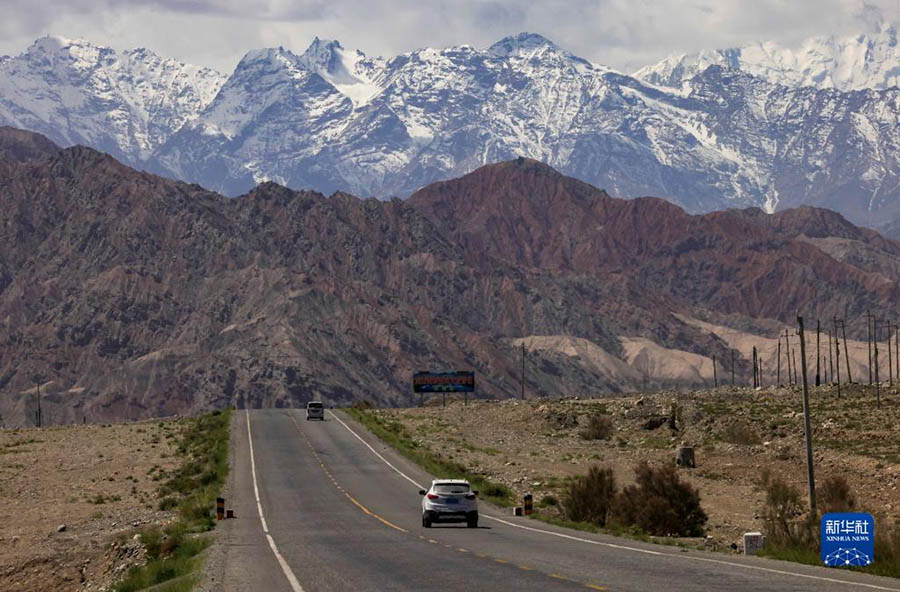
821;513;874;567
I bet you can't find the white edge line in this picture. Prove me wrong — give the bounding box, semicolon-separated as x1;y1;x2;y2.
329;410;900;592
247;411;305;592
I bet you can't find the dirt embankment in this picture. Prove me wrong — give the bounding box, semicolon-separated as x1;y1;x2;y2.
0;419;183;591
376;384;900;548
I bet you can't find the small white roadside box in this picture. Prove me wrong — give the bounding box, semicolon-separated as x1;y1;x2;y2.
743;531;766;555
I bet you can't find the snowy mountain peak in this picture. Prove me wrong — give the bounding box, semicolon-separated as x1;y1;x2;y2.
635;23;900;90
236;46;304;71
488;32;560;57
296;37;381;106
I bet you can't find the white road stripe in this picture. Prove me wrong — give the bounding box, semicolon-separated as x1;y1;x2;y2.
247;411;305;592
329;410;900;591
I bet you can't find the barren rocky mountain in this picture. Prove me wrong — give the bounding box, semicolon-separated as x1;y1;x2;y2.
1;127;898;425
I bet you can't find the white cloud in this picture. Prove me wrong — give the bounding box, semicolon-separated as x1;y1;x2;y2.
0;0;898;73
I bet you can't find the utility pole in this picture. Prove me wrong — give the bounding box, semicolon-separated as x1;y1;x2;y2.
888;321;894;387
874;318;881;409
731;349;735;385
834;324;842;398
841;320;852;384
776;340;782;386
792;348;798;386
713;355;718;387
758;358;763;387
816;320;821;387
35;380;42;428
785;330;792;386
867;311;873;385
521;343;526;400
797;316;817;514
752;346;758;388
828;329;834;384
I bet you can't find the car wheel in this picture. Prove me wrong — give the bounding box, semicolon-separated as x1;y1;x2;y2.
467;512;478;528
422;513;432;528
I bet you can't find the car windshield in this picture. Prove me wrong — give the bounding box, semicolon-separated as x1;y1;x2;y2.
434;483;470;494
308;402;323;408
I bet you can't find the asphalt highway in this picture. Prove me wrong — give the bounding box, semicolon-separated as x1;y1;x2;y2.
208;409;900;591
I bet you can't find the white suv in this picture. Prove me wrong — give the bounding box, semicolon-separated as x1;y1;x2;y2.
419;479;478;528
306;401;324;420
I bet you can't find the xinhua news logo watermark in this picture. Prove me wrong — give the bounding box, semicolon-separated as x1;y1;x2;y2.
821;513;874;567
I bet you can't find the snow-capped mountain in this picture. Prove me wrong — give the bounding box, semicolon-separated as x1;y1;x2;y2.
0;36;226;162
635;24;900;91
1;32;899;229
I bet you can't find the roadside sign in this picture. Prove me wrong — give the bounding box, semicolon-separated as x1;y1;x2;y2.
821;512;874;567
412;371;475;393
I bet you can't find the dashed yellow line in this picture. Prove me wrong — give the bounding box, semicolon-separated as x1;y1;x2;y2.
290;411;611;591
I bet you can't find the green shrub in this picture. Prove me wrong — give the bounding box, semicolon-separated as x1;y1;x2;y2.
538;494;559;508
613;461;707;537
580;414;614;441
564;465;617;526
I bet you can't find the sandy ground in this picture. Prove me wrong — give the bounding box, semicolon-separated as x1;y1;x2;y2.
377;383;900;549
0;419;182;591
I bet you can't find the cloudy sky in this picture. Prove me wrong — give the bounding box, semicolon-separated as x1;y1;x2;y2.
1;0;899;73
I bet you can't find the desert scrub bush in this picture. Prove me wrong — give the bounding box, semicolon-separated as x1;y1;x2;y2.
816;475;856;514
612;461;707;537
758;469;815;549
564;465;617;525
538;494;559;508
580;414;614;440
719;421;762;445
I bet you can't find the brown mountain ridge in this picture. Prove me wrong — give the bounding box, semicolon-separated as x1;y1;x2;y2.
0;128;897;424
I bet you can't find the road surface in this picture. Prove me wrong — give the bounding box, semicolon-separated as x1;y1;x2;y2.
205;409;900;591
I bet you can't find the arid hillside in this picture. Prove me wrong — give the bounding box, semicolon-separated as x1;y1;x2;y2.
1;127;899;423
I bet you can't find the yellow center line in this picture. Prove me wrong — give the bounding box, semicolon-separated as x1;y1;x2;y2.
549;573;569;580
457;548;468;553
494;558;509;564
289;413;408;534
518;564;533;570
584;584;607;590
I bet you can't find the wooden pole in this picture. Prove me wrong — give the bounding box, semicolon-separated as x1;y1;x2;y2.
785;330;792;386
776;340;782;386
521;343;525;400
841;320;852;384
815;320;821;387
797;316;816;514
834;323;842;398
713;355;718;387
731;349;735;385
828;329;834;384
888;321;893;387
874;318;881;409
868;311;873;385
752;346;758;388
792;348;798;386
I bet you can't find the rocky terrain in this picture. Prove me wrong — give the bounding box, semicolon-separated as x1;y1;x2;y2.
1;127;899;424
1;32;899;230
0;418;182;591
369;384;900;549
